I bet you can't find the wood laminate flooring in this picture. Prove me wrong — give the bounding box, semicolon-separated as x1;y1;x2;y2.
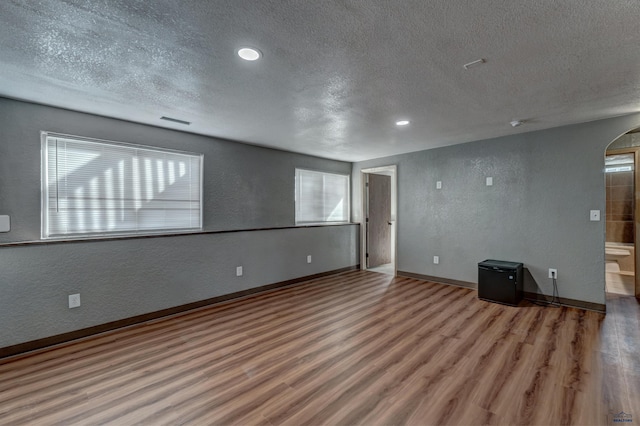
366;263;395;276
0;270;638;425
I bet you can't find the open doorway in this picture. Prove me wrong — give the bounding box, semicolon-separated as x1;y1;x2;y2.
361;165;397;276
605;129;640;298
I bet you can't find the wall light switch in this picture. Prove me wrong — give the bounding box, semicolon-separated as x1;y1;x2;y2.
0;215;9;232
590;210;600;221
433;256;439;264
307;255;312;264
486;177;493;186
436;181;442;190
236;266;243;277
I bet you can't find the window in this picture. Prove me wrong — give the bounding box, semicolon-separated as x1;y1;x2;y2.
41;132;203;239
295;169;350;224
605;153;634;173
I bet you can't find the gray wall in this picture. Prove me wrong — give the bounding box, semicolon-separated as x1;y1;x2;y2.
353;114;640;306
0;98;358;348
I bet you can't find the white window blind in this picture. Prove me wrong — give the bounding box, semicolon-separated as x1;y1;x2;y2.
42;133;203;239
295;169;349;224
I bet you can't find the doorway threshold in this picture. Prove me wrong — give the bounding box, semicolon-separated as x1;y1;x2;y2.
367;263;394;276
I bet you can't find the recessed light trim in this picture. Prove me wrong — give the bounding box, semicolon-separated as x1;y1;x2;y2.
238;47;262;61
396;120;410;126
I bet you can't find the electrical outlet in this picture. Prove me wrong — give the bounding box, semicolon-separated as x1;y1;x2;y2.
436;181;442;189
68;294;81;309
433;256;439;264
307;255;312;264
548;268;557;279
236;266;243;277
590;210;600;221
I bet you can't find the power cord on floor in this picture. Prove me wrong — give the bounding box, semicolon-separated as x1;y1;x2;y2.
530;274;561;308
552;276;560;305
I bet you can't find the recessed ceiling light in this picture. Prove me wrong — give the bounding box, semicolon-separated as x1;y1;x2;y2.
396;120;410;126
238;47;261;61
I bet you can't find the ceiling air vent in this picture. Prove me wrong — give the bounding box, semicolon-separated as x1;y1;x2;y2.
161;116;191;125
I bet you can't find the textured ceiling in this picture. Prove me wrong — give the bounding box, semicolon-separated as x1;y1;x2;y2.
0;0;639;161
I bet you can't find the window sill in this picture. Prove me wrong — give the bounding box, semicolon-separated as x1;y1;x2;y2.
0;223;359;248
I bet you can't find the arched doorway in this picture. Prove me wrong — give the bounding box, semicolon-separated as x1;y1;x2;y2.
605;128;640;298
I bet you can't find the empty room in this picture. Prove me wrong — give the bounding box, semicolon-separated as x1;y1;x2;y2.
0;1;639;425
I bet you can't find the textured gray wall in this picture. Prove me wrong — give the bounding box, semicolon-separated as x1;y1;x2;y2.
0;98;358;348
353;115;640;306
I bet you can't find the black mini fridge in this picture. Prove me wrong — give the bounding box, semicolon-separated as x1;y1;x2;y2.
478;260;523;306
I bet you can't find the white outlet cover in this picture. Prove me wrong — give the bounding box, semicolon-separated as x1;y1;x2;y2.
486;177;493;186
68;294;81;308
590;210;600;221
236;266;243;277
0;215;9;232
436;181;442;189
307;255;312;263
433;256;439;264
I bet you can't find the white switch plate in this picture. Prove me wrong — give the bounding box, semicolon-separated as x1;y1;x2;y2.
548;268;558;279
307;255;312;264
436;181;442;189
236;266;243;277
68;294;81;309
590;210;600;221
0;215;9;232
486;177;493;186
433;256;439;264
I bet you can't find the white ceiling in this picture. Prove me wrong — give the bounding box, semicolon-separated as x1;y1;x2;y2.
1;1;639;162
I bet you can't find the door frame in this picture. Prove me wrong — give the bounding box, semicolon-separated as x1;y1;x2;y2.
361;165;397;275
605;147;640;298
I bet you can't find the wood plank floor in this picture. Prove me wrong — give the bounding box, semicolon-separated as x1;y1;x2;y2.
0;270;638;425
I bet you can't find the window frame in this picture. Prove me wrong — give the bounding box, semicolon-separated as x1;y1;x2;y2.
41;131;204;240
294;168;351;225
